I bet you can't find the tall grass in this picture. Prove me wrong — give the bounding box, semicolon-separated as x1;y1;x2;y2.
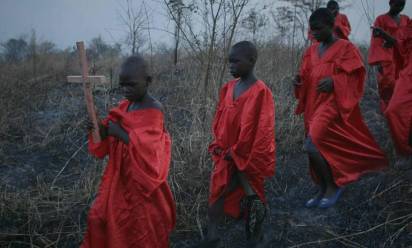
1;41;408;247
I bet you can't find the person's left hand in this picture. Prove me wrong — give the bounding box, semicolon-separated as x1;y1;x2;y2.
383;40;395;48
372;26;384;38
317;77;334;93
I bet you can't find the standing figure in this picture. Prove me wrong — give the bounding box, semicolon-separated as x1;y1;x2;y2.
295;9;388;209
368;0;409;112
199;41;275;247
81;56;176;248
308;0;351;42
374;20;412;167
327;0;351;40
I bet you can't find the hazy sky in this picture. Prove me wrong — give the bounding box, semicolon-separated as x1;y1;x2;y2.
0;0;411;49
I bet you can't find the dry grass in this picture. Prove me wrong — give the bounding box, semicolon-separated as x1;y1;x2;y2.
0;43;410;248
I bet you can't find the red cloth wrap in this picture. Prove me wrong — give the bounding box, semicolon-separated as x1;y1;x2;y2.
295;39;388;186
81;100;176;248
368;14;410;111
385;21;412;156
334;13;351;40
208;80;276;218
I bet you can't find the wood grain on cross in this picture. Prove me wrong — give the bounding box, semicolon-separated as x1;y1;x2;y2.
72;41;102;143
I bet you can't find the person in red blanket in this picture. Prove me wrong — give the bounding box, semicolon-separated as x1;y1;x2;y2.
327;0;351;40
199;41;275;247
81;55;176;248
308;0;351;42
294;8;388;209
374;20;412;168
368;0;409;112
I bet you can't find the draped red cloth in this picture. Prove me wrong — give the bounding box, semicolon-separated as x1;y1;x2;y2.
385;20;412;156
295;39;388;186
208;80;275;218
308;13;351;42
334;13;351;40
368;14;410;111
81;100;176;248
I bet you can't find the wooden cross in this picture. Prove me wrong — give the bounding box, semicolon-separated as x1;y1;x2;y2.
70;41;102;143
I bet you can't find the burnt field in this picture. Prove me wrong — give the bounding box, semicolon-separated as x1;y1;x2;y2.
0;44;411;248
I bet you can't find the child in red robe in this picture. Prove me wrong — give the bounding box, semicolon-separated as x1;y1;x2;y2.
81;56;176;248
368;0;409;112
295;8;388;209
327;0;351;40
199;41;275;247
308;1;351;42
375;20;412;167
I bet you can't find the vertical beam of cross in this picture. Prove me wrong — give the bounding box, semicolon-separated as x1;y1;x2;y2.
76;41;101;143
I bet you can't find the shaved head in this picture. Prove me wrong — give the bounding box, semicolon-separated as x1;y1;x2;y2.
120;55;152;82
309;8;335;28
389;0;406;15
231;41;258;63
327;1;339;16
122;55;149;75
327;0;339;8
119;55;152;101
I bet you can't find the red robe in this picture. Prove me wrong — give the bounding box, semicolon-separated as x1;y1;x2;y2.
385;20;412;156
208;80;275;218
296;39;388;186
81;100;176;248
308;13;351;42
368;14;410;111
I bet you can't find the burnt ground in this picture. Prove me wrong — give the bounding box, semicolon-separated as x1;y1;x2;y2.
171;155;411;248
169;70;412;247
0;68;411;247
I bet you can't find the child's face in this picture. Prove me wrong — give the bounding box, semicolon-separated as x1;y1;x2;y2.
310;20;333;42
119;68;148;102
228;48;254;78
389;0;405;15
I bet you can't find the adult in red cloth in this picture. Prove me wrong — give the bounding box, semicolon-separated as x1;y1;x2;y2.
368;0;409;112
294;9;388;209
308;1;351;42
199;41;275;247
375;20;412;166
81;56;176;248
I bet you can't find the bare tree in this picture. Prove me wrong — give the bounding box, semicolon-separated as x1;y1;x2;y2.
272;0;349;44
169;0;184;65
118;0;146;55
29;30;37;79
1;37;28;63
202;0;225;97
241;8;268;43
217;0;250;87
164;0;250;98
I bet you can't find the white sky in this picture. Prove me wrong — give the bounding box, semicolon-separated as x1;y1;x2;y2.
0;0;411;49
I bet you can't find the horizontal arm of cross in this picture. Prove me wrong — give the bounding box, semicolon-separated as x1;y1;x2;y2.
67;75;107;84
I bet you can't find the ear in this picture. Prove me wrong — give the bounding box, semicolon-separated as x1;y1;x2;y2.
249;56;257;64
